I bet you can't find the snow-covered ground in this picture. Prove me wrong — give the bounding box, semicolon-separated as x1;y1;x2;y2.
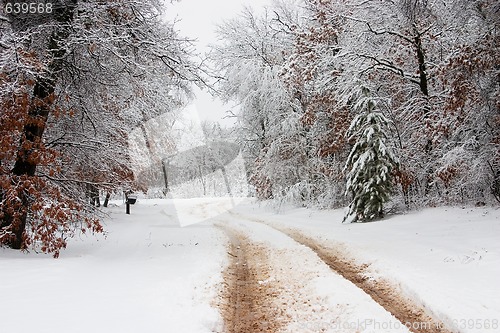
1;198;499;333
0;199;228;333
231;201;500;333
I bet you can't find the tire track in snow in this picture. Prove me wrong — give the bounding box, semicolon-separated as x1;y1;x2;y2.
228;211;456;333
215;219;413;333
280;228;455;333
216;225;289;333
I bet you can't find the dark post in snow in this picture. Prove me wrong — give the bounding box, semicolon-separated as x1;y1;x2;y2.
125;191;130;214
161;159;169;194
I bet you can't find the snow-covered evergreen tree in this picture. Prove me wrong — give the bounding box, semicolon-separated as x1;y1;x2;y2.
343;86;399;222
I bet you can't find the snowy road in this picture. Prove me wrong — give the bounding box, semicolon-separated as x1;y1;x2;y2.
1;198;498;333
214;214;451;333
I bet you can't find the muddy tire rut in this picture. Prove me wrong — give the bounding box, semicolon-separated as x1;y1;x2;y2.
216;225;289;333
270;226;456;333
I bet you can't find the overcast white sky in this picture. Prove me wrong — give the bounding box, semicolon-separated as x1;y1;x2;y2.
164;0;272;127
165;0;270;52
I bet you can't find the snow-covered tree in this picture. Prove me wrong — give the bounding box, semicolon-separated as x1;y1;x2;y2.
432;0;500;204
211;0;499;210
310;0;499;206
343;85;399;222
210;5;300;199
0;0;201;256
281;0;351;207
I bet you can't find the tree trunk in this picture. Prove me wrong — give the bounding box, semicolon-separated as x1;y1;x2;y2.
6;78;55;249
162;160;169;194
103;192;111;207
414;33;429;98
88;184;100;207
2;2;77;250
221;166;232;196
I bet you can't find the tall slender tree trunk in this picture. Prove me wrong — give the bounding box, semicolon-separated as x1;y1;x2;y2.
411;27;436;197
414;34;429;98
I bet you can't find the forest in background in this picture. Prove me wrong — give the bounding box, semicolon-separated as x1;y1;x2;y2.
211;0;499;213
0;0;498;255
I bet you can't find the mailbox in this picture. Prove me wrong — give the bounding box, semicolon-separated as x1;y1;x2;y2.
126;194;137;205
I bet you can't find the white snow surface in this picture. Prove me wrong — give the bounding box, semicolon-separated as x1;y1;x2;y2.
0;199;228;333
1;198;499;333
